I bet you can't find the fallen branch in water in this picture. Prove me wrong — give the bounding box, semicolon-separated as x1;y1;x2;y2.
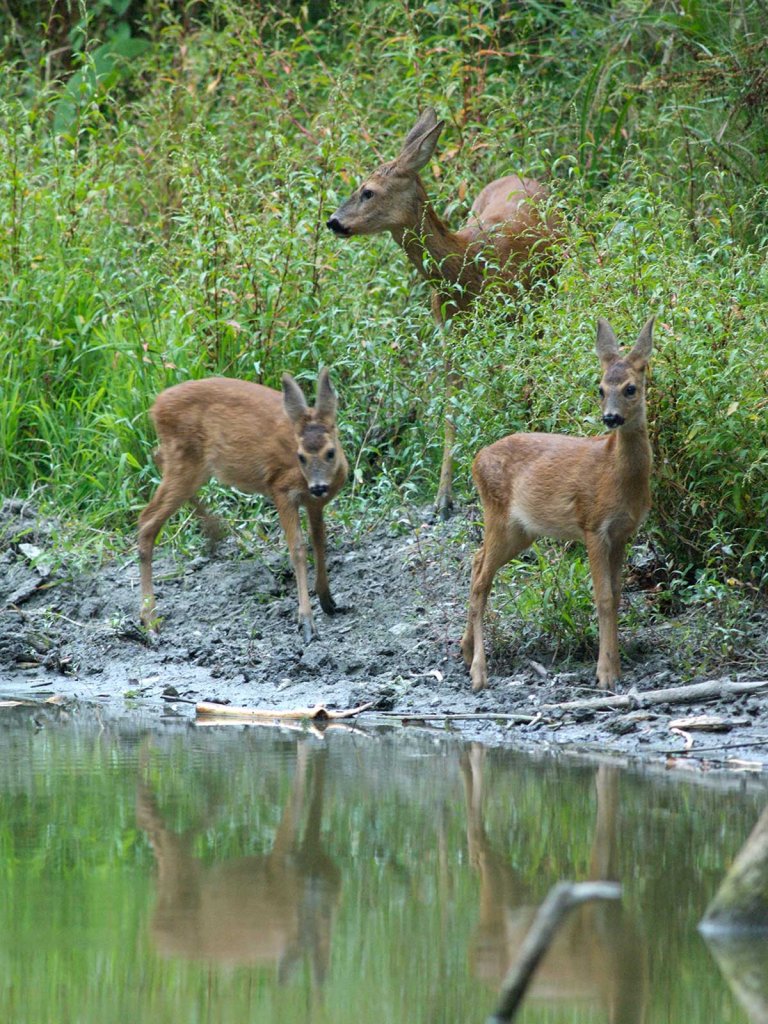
542;678;768;714
487;881;622;1023
195;700;375;721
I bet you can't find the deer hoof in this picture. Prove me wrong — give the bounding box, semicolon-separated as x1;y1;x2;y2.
470;668;488;693
299;616;317;645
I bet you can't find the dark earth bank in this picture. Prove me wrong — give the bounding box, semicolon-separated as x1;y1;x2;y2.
1;497;766;773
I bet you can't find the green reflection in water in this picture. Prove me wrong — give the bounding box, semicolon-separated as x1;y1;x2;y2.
0;718;764;1024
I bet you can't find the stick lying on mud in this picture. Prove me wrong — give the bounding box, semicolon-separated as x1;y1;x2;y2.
195;700;374;721
0;695;65;708
486;881;622;1024
378;712;541;723
543;678;768;714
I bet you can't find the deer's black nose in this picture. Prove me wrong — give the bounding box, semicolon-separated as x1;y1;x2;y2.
310;484;330;498
603;413;625;429
326;217;349;237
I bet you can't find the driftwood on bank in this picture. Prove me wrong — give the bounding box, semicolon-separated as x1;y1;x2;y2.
195;700;374;722
486;881;622;1024
542;678;768;714
0;695;65;709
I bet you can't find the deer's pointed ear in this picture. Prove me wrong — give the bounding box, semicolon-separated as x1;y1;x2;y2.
396;119;444;174
282;373;309;426
402;108;439;148
628;316;655;370
596;318;620;367
314;368;338;423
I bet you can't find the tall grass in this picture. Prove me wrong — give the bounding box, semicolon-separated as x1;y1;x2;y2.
0;0;766;588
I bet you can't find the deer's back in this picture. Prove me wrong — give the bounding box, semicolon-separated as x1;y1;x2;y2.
458;175;560;290
150;377;301;497
469;174;549;228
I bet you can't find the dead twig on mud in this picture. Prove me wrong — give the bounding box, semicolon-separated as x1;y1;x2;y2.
542;678;768;713
487;881;622;1023
377;711;541;724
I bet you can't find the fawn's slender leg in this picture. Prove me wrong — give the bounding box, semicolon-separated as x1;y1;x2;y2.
306;501;337;614
138;458;206;627
275;495;315;643
586;531;621;688
435;358;458;520
609;540;626;622
462;520;529;692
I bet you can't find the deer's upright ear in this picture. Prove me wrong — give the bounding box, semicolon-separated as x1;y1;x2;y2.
402;108;439;149
314;368;338;424
282;373;309;426
596;318;620;368
628;316;655;371
395;119;444;174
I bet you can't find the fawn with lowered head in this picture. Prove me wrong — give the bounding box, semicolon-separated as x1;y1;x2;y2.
462;317;654;691
138;369;347;642
327;107;561;516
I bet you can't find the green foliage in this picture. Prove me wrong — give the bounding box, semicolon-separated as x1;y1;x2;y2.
490;544;599;665
0;1;766;615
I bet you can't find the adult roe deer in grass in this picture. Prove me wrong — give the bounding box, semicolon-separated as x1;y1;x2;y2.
138;369;348;642
327;107;561;516
461;317;654;691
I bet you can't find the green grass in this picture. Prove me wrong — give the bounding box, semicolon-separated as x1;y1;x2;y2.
1;0;766;621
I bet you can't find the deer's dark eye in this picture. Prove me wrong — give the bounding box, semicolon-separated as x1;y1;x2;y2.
298;453;307;465
361;188;374;200
599;386;605;398
624;383;637;396
325;448;336;461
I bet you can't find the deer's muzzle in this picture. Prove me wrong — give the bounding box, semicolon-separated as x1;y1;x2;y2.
326;216;351;237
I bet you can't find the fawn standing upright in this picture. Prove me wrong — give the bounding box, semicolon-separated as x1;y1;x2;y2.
462;317;654;691
138;369;347;642
327;107;560;516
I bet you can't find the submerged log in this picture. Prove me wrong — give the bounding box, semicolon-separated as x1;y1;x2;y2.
704;935;768;1024
486;880;622;1023
701;805;768;934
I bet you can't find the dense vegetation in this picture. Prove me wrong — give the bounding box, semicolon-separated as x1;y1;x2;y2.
1;2;766;604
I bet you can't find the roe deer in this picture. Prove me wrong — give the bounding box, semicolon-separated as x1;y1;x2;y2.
460;748;646;1021
461;317;654;691
136;741;340;982
327;107;561;516
138;369;348;642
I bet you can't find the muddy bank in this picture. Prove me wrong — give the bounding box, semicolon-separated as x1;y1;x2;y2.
1;497;766;770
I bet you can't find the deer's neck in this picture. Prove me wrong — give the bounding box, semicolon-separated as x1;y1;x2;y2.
392;197;483;302
613;415;652;496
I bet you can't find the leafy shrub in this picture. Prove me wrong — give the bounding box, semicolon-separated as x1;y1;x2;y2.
0;0;765;596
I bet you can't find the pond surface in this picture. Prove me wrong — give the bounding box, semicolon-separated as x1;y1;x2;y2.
0;714;765;1024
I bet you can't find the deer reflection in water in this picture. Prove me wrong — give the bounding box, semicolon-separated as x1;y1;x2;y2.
460;747;647;1022
136;742;340;984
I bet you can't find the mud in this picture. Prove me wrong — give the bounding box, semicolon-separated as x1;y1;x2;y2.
1;497;766;771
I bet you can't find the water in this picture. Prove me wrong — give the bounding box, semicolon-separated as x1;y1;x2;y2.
0;715;765;1023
